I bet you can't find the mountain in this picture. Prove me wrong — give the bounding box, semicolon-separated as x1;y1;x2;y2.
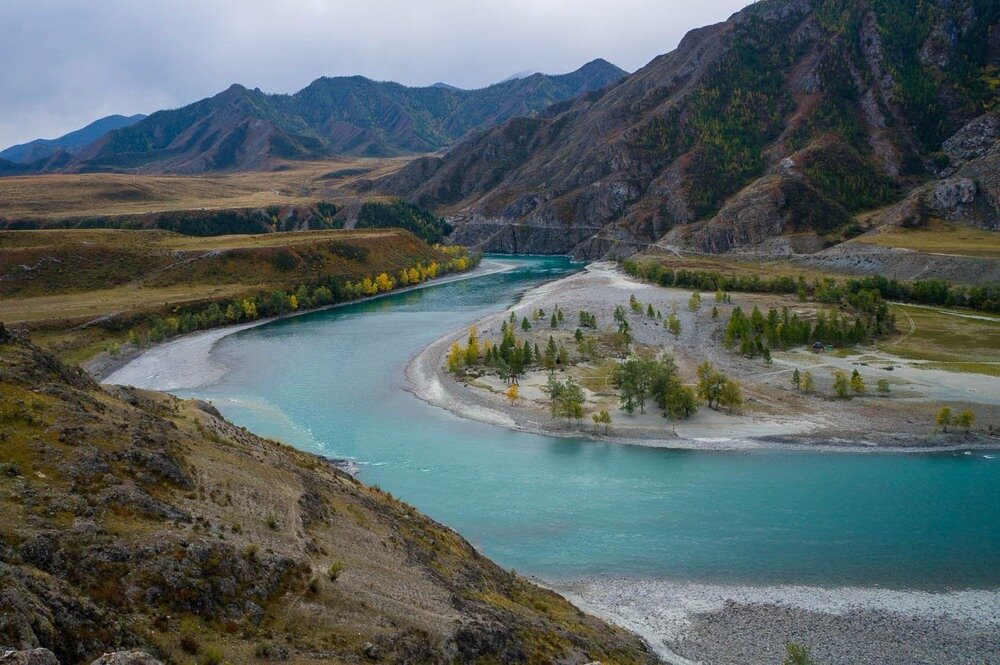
0;325;656;663
0;113;146;163
16;59;627;175
381;0;1000;258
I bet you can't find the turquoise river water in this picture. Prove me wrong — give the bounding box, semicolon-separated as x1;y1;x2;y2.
129;256;999;590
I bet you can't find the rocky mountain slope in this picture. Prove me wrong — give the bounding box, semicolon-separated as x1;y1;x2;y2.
2;60;625;176
0;115;146;164
0;325;657;664
380;0;999;260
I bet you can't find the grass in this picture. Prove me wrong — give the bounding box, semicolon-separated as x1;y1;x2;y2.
881;303;1000;376
0;158;412;221
1;227;454;362
856;220;1000;258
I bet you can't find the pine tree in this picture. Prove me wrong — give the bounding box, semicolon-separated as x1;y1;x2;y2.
850;369;865;394
792;368;801;390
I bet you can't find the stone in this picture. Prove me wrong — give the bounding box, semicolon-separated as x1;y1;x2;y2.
0;649;59;665
89;653;163;665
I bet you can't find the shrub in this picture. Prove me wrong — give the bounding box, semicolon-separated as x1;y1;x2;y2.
328;561;345;581
179;634;201;655
199;647;224;665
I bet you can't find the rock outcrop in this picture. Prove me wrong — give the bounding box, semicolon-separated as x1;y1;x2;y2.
381;0;999;259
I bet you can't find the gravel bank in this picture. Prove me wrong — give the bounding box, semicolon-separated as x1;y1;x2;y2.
407;262;1000;452
554;577;1000;665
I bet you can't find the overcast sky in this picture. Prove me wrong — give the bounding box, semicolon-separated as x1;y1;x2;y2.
0;0;751;148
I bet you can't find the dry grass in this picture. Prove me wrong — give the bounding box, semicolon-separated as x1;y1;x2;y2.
880;304;1000;376
856;220;1000;259
0;227;451;363
0;158;411;220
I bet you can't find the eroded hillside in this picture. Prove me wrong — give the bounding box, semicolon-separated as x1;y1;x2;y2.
0;326;658;664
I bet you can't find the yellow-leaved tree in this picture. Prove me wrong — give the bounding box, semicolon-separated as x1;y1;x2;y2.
506;384;519;402
447;342;464;374
375;272;395;293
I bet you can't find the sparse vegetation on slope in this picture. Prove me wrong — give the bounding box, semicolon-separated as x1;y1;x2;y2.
0;228;478;365
0;326;657;664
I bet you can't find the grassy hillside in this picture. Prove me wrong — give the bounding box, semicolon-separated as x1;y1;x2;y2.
0;328;657;663
0;159;407;223
0;228;473;365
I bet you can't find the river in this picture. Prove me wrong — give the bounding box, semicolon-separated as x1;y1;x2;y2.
106;255;1000;591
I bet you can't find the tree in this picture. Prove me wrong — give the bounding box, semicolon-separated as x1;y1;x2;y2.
661;382;698;420
374;272;395;292
957;408;975;433
647;303;656;318
784;643;814;665
801;370;815;393
544;336;558;369
556;306;565;324
629;294;642;313
762;347;773;364
718;378;744;413
850;369;865;394
833;370;850;398
550;313;558;328
792;368;801;390
711;306;719;320
505;384;520;403
465;326;480;366
557;344;569;366
447;342;464;374
574;328;584;343
547;376;585;423
715;288;725;303
877;378;890;396
688;292;701;311
521;317;532;331
936;406;952;432
668;313;681;337
614;357;653;414
696;362;727;409
577;335;599;361
592;409;612;434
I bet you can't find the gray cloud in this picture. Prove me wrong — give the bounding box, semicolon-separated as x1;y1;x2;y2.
0;0;750;148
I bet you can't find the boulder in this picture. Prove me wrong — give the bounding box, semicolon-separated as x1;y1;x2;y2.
89;652;163;665
0;649;59;665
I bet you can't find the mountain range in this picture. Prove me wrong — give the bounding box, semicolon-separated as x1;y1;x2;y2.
0;59;626;175
0;114;146;164
381;0;1000;257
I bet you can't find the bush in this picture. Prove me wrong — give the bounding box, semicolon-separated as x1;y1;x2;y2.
179;633;201;654
199;647;224;665
328;561;345;581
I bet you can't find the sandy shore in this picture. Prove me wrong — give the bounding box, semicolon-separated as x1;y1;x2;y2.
407;262;1000;452
553;577;1000;664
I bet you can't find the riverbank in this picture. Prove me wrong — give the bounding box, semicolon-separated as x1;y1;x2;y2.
95;257;517;383
553;577;1000;665
407;262;1000;452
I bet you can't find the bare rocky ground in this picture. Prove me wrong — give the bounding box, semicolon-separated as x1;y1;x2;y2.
555;578;1000;665
409;262;1000;452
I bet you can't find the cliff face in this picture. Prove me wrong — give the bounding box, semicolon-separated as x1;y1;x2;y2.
381;0;1000;257
0;328;656;664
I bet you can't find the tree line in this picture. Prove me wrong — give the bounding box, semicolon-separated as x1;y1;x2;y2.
621;259;1000;313
134;252;479;345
